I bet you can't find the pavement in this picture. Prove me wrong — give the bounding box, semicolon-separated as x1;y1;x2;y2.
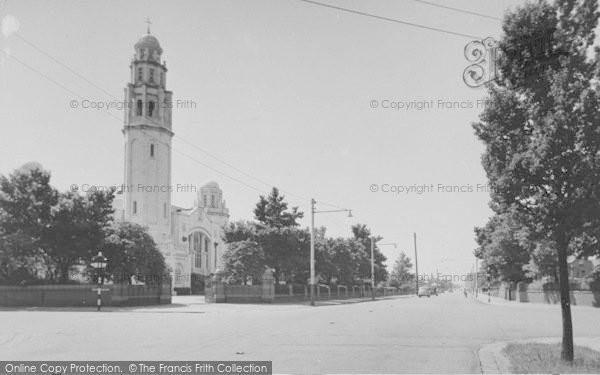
471;291;515;307
470;292;600;373
1;292;600;374
478;336;600;373
0;294;412;313
470;290;599;311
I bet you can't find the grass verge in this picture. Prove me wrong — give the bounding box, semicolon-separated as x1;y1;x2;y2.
503;342;600;373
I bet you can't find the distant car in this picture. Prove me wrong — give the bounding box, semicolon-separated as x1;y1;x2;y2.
418;286;431;298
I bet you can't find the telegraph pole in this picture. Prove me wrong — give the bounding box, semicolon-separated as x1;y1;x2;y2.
414;232;419;295
370;238;375;300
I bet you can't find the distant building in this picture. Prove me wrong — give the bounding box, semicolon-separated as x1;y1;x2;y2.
113;30;229;292
568;258;594;279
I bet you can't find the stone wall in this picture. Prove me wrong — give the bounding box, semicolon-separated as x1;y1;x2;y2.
205;269;274;303
515;281;600;307
0;283;171;307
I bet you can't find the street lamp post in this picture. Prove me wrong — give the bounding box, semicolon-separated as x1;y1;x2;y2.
310;199;352;306
371;238;374;300
90;251;108;312
370;239;397;300
310;199;315;306
414;232;419;296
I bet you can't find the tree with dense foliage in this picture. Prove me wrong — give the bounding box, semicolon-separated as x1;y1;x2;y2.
253;187;304;228
523;240;559;281
224;189;390;289
102;221;168;284
472;0;600;360
223;220;311;285
351;224;387;282
224;189;309;284
326;237;365;285
0;163;58;284
221;240;266;285
257;226;310;285
389;252;414;289
43;189;114;283
1;163;165;286
474;213;531;283
222;220;258;243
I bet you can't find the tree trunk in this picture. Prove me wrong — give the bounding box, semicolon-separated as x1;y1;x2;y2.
557;238;574;361
59;262;70;284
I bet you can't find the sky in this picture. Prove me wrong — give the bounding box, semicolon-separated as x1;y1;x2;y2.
0;0;526;278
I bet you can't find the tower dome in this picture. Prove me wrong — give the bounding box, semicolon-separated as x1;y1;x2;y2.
134;33;163;55
203;181;220;189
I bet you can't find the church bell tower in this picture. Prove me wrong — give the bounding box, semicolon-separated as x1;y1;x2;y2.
123;26;173;246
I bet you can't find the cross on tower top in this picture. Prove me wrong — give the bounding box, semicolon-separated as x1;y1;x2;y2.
146;17;152;34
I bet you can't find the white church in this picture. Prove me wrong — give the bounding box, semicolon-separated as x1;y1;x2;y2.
113;30;229;292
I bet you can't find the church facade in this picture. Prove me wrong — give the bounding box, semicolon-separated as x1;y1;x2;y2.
113;30;229;292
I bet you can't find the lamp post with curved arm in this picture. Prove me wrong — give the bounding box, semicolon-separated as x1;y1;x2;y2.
90;251;108;311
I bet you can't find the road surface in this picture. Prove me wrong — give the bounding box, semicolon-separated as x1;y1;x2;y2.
1;292;599;373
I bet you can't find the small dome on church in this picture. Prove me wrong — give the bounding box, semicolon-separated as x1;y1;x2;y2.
135;33;163;54
202;181;220;189
19;161;44;172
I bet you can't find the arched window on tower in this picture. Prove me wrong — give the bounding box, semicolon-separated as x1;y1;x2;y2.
137;67;143;82
194;232;202;268
150;144;155;158
136;100;143;116
204;237;210;269
214;243;218;269
148;101;155;117
149;68;155;84
211;195;215;208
